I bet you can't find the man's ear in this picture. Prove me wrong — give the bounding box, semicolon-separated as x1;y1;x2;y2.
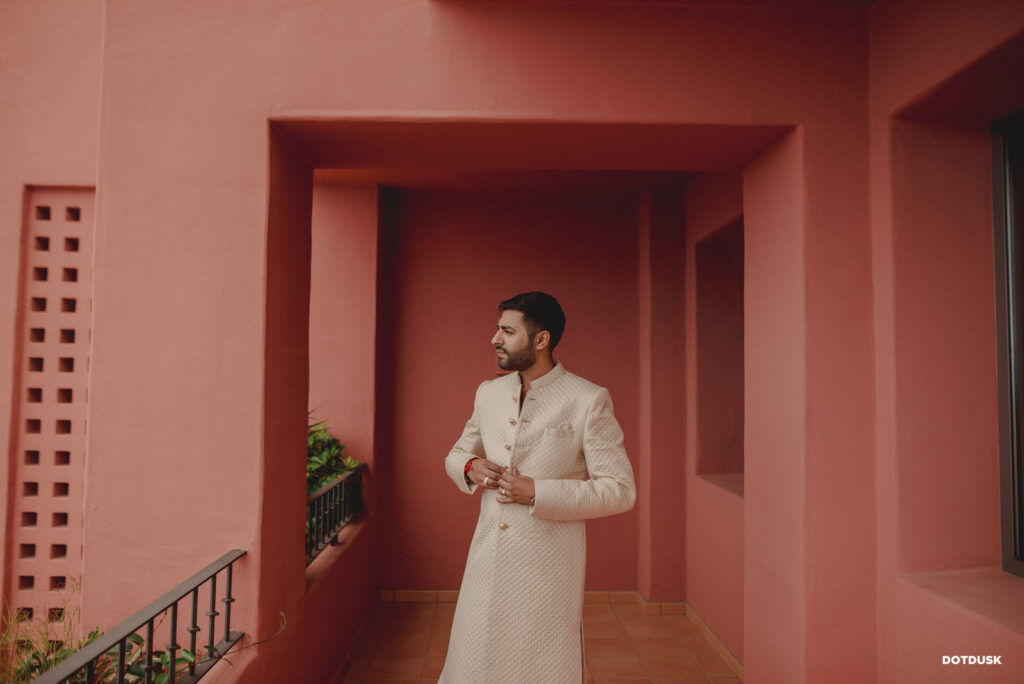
535;330;551;351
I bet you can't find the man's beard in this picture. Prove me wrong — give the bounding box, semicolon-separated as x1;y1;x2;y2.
497;343;536;371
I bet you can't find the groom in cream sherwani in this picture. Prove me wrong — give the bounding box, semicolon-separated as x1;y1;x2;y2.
440;291;636;684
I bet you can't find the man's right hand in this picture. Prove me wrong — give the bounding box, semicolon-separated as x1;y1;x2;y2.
467;458;505;490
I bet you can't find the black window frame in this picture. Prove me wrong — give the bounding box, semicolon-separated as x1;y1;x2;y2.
993;108;1024;579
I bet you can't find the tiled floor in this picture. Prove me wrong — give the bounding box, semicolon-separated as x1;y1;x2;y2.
341;601;741;683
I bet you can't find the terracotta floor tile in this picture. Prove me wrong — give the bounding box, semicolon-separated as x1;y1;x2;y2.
630;637;689;660
690;650;734;678
584;617;629;638
387;606;436;625
351;599;737;683
365;656;424;680
611;603;647;618
375;632;431;658
584;604;618;619
421;657;445;679
434;603;456;618
425;632;450;659
662;616;699;638
641;655;705;678
587;654;648;679
620;615;677;638
431;613;454;631
585;637;636;659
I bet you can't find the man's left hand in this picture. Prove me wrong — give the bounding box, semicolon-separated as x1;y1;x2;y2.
496;468;535;506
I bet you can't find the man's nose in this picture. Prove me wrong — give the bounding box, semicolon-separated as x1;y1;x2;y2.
491;331;501;346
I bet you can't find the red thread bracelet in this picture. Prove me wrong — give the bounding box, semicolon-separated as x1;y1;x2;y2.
464;457;479;484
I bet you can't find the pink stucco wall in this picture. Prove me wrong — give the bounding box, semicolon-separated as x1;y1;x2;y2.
685;172;746;663
376;185;641;590
0;0;103;625
6;1;1024;682
869;2;1024;682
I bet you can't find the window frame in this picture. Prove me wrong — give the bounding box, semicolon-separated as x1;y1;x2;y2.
993;108;1024;579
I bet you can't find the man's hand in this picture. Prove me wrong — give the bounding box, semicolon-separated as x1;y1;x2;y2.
467;457;504;490
497;468;535;506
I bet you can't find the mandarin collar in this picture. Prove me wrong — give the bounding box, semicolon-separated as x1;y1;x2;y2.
518;361;566;391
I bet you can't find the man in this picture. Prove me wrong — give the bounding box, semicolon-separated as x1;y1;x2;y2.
439;291;636;684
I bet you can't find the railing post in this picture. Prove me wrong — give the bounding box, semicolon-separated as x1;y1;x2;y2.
206;574;219;658
223;562;235;643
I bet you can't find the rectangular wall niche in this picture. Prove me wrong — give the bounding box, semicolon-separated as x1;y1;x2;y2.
696;217;745;494
5;187;94;632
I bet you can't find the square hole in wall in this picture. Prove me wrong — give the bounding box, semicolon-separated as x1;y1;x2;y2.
28;357;43;371
48;608;64;622
58;358;73;372
17;608;32;622
60;329;75;343
21;512;37;527
64;238;79;252
26;419;41;434
32;267;48;281
30;328;44;342
18;576;34;590
49;577;66;591
57;388;72;403
30;298;46;312
62;268;77;282
56;420;71;434
23;482;39;496
52;512;67;527
19;544;36;559
25;450;40;465
61;298;76;313
34;236;50;250
27;388;42;402
47;640;63;654
36;206;51;221
55;451;70;465
50;544;67;559
53;483;69;497
65;207;80;222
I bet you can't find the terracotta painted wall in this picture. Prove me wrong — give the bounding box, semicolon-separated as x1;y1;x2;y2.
743;132;809;682
308;183;379;474
0;1;887;681
684;173;746;662
636;188;688;602
376;187;641;591
869;2;1024;681
0;0;103;618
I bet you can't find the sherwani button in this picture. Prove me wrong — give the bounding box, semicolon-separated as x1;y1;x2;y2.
509;418;517;425
505;444;511;451
498;523;508;530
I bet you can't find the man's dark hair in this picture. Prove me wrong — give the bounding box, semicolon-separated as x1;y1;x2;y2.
498;291;566;350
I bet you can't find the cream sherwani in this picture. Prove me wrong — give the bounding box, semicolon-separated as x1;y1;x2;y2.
439;362;636;684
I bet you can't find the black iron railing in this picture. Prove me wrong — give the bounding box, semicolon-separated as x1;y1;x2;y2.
36;549;246;684
306;464;365;565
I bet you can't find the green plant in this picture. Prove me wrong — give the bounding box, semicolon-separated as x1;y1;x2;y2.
0;583;98;683
307;417;359;496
